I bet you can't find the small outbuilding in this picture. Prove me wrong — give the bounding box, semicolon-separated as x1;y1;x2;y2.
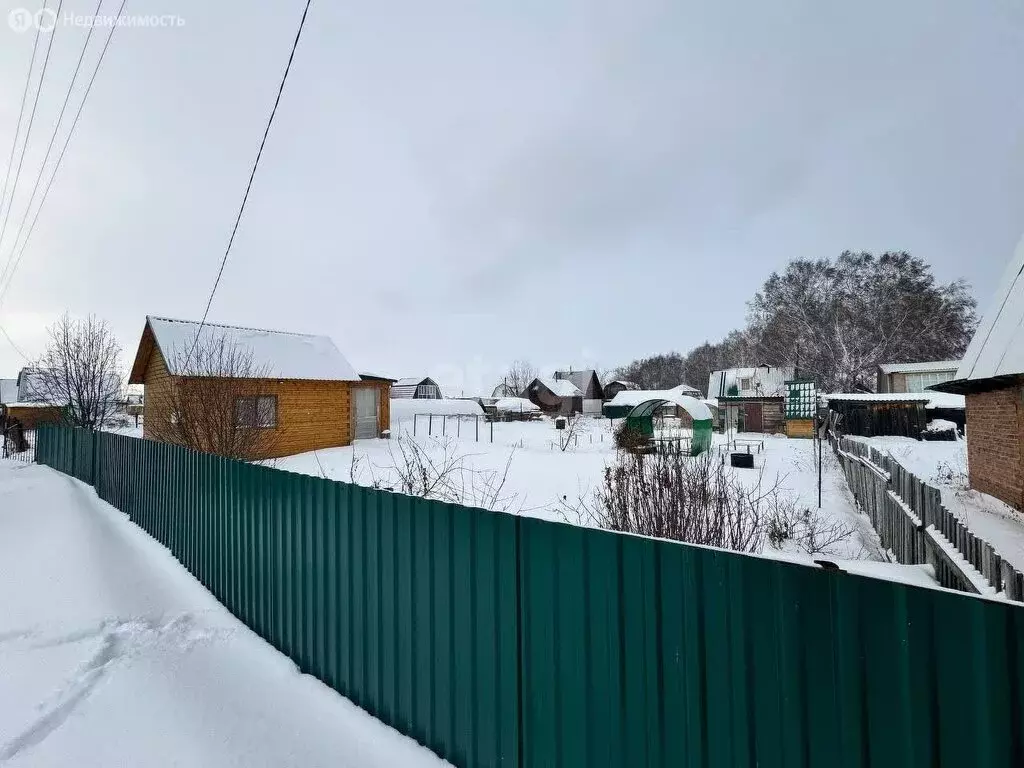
602;380;638;400
933;241;1024;510
128;316;390;460
710;365;793;434
826;393;930;438
391;377;442;399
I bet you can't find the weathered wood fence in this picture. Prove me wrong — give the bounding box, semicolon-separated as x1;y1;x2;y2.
831;435;1024;601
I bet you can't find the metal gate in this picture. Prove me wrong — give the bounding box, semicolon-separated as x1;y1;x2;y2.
354;386;379;439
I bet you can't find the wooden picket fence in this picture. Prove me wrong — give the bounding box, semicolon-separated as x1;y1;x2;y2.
831;434;1024;601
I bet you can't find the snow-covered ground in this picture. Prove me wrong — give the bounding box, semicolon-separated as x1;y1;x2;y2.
855;436;1024;573
0;461;449;768
275;417;898;566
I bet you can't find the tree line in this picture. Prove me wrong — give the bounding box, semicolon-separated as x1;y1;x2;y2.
616;251;977;395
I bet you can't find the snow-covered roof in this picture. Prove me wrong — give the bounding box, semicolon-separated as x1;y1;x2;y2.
952;236;1024;384
494;397;540;413
823;391;965;409
536;377;582;397
878;360;961;374
606;386;698;407
708;366;793;398
395;377;434;388
826;393;929;403
605;380;637;389
144;316;361;382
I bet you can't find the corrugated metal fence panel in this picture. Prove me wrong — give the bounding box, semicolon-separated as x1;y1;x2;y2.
34;427;1024;768
518;517;1024;768
68;429;520;768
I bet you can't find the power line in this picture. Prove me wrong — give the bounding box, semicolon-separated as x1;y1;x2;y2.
0;0;128;310
0;0;105;291
0;0;66;258
183;0;314;368
0;324;31;364
0;2;47;241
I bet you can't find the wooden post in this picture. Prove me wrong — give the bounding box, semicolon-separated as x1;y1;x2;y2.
429;414;433;436
476;417;479;442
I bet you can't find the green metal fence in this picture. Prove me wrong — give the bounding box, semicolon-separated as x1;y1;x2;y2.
36;426;1024;767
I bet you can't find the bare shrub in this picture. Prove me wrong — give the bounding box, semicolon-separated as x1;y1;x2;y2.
580;451;770;552
766;499;854;555
373;436;519;512
613;421;649;451
149;334;280;460
557;413;589;452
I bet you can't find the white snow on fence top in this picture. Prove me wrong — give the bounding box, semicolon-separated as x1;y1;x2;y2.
494;397;540;413
148;316;361;382
536;377;582;397
390;398;484;420
956;235;1024;382
878;360;961;374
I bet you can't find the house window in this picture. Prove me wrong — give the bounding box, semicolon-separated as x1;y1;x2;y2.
235;395;277;428
905;371;955;393
739;377;753;391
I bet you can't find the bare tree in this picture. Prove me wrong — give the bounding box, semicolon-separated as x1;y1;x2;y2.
30;313;123;428
499;359;538;397
148;334;280;460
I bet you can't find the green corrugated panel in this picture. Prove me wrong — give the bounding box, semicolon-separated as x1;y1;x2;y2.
32;426;1024;768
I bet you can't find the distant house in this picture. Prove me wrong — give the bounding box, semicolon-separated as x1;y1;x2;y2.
15;367;47;402
554;369;603;414
602;380;638;400
708;365;794;434
933;245;1024;511
525;377;583;415
128;316;390;460
877;361;961;394
391;377;442;399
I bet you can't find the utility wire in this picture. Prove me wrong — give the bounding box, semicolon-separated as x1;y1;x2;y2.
0;324;31;364
0;0;127;310
0;0;105;292
0;0;65;257
183;0;314;369
0;2;47;244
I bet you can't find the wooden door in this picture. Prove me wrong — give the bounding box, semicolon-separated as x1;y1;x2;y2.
744;402;763;433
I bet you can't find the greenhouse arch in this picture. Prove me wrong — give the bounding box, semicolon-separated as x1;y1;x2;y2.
624;394;714;456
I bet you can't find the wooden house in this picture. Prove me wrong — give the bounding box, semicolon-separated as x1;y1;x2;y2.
128;316;390;460
554;369;603;414
934;243;1024;511
602;380;638;400
525;377;583;415
391;377;442;399
708;365;794;434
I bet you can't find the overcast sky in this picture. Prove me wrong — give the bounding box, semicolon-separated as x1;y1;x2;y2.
0;0;1021;394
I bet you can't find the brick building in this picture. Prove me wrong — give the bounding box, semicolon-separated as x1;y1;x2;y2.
934;243;1024;511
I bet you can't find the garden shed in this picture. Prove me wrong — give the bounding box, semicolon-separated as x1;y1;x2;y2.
826;393;928;438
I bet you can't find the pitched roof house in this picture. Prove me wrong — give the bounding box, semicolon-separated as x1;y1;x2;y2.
128;316;390;460
934;241;1024;510
708;365;795;434
391;377;442;399
525;377;583;415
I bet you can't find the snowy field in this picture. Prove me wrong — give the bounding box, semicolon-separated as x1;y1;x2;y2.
0;461;449;768
855;436;1024;573
275;416;913;570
